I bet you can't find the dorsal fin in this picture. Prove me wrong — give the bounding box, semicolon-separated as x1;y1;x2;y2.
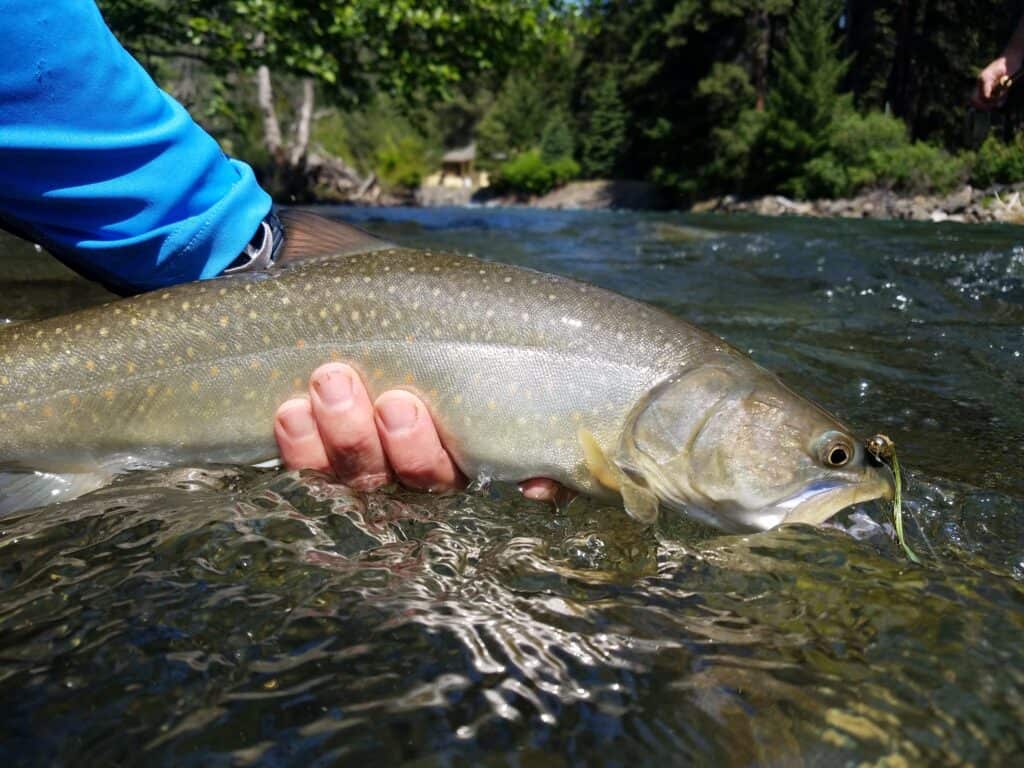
276;209;393;265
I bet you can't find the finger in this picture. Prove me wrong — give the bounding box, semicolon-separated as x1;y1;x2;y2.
374;391;463;492
275;397;331;473
981;75;995;101
519;477;574;505
309;363;391;490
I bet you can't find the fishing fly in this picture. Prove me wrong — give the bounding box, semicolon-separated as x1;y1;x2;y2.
866;434;921;564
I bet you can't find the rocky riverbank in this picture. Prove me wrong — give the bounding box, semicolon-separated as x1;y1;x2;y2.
690;184;1024;224
417;180;665;210
333;173;1024;225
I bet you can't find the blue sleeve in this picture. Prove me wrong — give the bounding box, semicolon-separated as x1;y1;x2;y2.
0;1;272;293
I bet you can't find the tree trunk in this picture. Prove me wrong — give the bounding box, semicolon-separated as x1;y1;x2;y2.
256;64;283;158
253;32;283;158
754;10;770;112
288;78;315;167
886;0;920;121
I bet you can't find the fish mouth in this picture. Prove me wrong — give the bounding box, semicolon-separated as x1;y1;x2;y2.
770;470;895;528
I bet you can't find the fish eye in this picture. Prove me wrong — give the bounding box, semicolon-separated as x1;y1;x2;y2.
818;433;854;468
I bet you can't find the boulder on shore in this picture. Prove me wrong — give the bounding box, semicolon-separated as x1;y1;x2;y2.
471;180;663;210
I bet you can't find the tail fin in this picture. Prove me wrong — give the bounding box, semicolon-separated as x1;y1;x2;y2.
0;470;111;516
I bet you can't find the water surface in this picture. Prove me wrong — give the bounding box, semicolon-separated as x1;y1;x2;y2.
1;208;1022;765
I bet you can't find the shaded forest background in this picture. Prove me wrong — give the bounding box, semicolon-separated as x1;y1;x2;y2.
98;0;1024;203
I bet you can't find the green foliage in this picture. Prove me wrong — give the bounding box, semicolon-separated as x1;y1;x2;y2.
540;112;575;163
99;0;1019;202
759;0;851;193
971;135;1024;187
697;63;762;190
476;36;580;168
100;0;561;104
476;74;551;163
374;135;432;191
314;96;438;191
578;74;627;178
797;111;967;197
497;150;579;196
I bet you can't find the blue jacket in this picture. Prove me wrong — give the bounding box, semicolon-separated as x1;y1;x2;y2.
0;1;272;292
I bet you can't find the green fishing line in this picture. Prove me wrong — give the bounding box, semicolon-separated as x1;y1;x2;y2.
889;450;921;564
867;435;920;564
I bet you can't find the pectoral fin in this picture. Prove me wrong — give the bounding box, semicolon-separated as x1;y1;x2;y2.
579;428;622;491
578;429;660;525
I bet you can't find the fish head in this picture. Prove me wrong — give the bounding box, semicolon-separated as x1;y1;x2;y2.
622;364;894;531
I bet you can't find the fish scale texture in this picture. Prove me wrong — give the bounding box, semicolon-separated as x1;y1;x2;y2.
0;248;729;492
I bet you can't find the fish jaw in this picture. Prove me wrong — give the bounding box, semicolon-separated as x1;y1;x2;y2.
758;469;895;530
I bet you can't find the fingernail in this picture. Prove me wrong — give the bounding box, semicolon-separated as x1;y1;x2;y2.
378;397;418;433
278;401;316;438
315;369;353;407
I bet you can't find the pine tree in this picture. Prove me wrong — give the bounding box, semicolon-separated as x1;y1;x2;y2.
579;74;627;178
759;0;852;195
540;110;575;162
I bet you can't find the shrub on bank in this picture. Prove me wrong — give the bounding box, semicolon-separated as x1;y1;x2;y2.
374;135;432;191
795;111;967;198
496;149;579;196
971;135;1024;187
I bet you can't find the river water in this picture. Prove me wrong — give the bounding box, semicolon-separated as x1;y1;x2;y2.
1;208;1022;765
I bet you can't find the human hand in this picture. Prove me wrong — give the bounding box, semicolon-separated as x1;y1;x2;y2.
273;363;565;501
973;56;1016;109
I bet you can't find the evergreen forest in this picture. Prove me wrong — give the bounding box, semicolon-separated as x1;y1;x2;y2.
97;0;1024;203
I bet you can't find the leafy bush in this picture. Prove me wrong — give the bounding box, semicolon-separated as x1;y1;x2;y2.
374;135;432;191
971;135;1024;187
314;95;438;191
497;149;579;195
874;141;967;194
794;111;967;198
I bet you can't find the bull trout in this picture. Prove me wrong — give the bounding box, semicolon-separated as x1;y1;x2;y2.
0;212;892;528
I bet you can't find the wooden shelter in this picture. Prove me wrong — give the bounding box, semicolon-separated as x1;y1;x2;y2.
440;143;476;181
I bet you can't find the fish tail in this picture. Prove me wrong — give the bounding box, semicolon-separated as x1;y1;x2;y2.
0;469;110;516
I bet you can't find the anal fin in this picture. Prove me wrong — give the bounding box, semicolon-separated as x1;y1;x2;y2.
621;482;660;525
0;470;110;516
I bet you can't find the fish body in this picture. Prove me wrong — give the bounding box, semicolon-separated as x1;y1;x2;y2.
0;216;891;526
